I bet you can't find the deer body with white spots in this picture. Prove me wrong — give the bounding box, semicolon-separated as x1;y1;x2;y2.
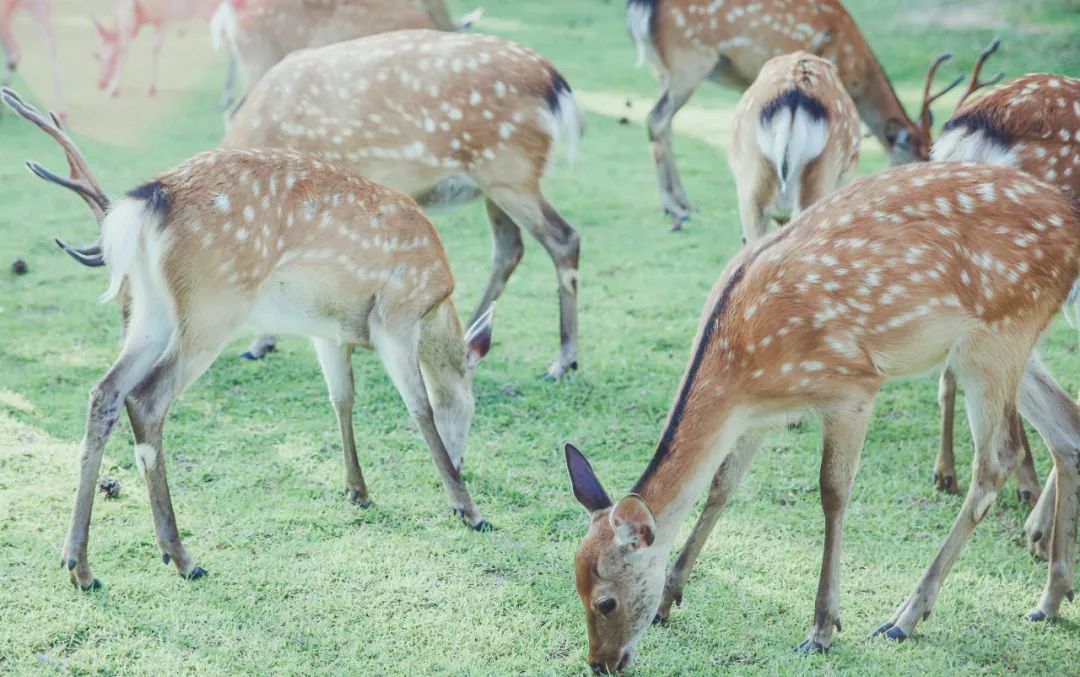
211;0;481;111
225;29;584;379
626;0;928;226
0;95;498;588
730;51;859;242
566;162;1080;672
1;0;65;117
930;73;1080;555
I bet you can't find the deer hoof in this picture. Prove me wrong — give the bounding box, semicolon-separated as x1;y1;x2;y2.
796;640;827;654
162;553;171;565
183;566;207;581
884;626;907;642
1028;609;1049;622
72;578;101;592
346;488;372;508
470;519;494;533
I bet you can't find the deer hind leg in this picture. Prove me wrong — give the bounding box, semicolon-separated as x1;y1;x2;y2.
800;394;876;653
371;315;488;531
876;341;1026;641
241;333;277;360
1017;355;1080;621
734;158;772;245
486;187;579;380
63;312;173;589
312;338;370;507
1013;417;1041;508
934;368;960;494
646;70;707;225
1026;466;1055;561
468;199;524;329
655;430;767;624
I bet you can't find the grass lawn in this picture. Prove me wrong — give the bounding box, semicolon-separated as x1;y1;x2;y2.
3;0;1080;674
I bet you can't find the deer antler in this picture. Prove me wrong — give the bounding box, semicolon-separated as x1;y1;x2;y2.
956;37;1004;109
1;87;109;267
918;53;965;139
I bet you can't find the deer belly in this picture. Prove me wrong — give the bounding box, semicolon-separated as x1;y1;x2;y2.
246;275;373;345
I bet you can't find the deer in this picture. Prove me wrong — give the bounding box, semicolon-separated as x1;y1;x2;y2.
220;29;584;380
565;160;1080;672
626;0;952;228
929;69;1080;560
210;0;483;111
2;87;497;590
93;0;225;99
1;0;64;118
729;51;860;243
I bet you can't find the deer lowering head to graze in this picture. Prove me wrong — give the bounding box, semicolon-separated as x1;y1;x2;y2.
224;29;584;379
566;161;1080;671
929;70;1080;556
729;51;860;242
94;0;224;99
211;0;482;111
3;87;495;590
626;0;952;225
1;0;65;117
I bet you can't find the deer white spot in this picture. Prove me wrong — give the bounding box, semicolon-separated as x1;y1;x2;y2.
781;363;793;374
213;193;230;212
494;81;507;96
243;205;255;222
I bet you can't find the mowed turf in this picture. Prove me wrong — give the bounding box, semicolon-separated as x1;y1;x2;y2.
3;0;1080;674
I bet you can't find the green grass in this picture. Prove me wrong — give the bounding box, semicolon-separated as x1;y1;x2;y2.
3;0;1080;674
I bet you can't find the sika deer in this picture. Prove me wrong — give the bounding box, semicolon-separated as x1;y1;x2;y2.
224;30;584;379
211;0;482;110
3;88;496;590
566;161;1080;671
1;0;64;117
626;0;937;226
931;71;1080;556
729;51;860;242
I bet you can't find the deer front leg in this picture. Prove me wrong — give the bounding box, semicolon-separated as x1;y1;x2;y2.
799;398;873;653
934;368;959;494
654;431;766;624
312;338;370;507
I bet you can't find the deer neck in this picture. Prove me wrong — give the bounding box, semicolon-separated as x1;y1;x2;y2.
849;52;914;150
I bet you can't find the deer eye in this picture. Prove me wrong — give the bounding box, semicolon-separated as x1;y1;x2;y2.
595;598;617;615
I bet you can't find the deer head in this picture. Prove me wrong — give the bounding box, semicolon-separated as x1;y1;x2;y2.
92;17;122;90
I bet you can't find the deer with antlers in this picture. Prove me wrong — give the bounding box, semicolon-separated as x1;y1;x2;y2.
729;51;860;242
566;161;1080;671
626;0;964;227
1;0;64;117
211;0;482;111
221;29;584;379
929;68;1080;558
3;87;497;589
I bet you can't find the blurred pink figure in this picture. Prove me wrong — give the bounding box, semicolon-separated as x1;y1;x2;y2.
1;0;66;118
94;0;222;98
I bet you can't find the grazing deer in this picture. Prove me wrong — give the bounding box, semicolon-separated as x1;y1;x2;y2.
729;51;860;242
94;0;223;99
1;0;64;117
211;0;482;110
626;0;945;227
931;70;1080;558
3;87;496;590
566;161;1080;671
223;30;584;380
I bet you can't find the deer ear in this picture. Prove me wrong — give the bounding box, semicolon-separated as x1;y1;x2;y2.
565;443;612;514
609;495;656;550
464;303;494;370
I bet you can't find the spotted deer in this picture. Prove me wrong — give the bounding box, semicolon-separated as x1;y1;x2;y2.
3;87;496;590
94;0;225;99
930;71;1080;557
626;0;947;226
1;0;64;117
223;30;584;379
729;51;860;242
211;0;482;111
565;161;1080;671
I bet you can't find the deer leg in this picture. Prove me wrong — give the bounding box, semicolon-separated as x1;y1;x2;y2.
1026;466;1055;561
799;396;875;652
647;81;699;226
240;334;277;360
0;1;18;85
372;316;488;531
467;199;524;329
486;188;579;380
655;430;766;623
934;368;960;494
147;26;163;96
26;0;64;117
1017;356;1080;621
312;338;370;507
63;316;172;589
875;349;1024;640
1013;415;1041;507
734;159;771;244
